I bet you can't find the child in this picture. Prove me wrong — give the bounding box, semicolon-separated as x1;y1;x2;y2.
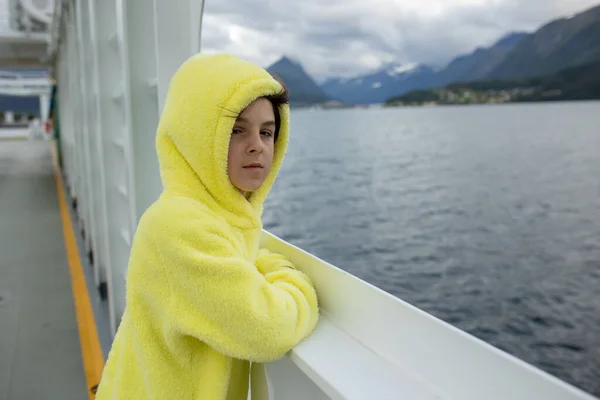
95;53;319;400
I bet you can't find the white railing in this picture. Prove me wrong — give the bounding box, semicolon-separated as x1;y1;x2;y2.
55;0;203;334
261;232;597;400
51;1;599;399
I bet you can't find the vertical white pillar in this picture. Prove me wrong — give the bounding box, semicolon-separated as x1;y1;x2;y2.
84;0;111;296
39;92;49;122
54;0;206;337
118;0;159;221
59;17;77;200
67;6;89;240
118;0;204;220
153;0;204;114
74;0;98;258
91;0;133;334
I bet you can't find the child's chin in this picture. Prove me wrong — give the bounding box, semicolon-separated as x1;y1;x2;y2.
238;181;264;193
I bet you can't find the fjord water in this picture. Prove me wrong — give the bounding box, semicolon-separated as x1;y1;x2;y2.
263;101;600;396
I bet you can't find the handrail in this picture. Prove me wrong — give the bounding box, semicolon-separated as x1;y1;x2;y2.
261;230;598;400
288;316;443;399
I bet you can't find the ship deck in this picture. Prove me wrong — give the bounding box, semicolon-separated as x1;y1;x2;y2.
0;139;104;400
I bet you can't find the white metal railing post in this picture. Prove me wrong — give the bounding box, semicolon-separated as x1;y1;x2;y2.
91;0;137;334
118;0;159;220
67;6;87;234
117;0;204;221
152;0;204;115
74;0;98;260
114;1;138;240
62;14;76;200
56;17;72;195
38;92;49;122
85;0;112;298
77;0;95;260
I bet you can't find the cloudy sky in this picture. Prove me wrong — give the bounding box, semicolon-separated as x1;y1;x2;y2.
0;0;10;32
201;0;600;80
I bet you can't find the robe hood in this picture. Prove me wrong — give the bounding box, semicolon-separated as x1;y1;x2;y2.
155;53;289;229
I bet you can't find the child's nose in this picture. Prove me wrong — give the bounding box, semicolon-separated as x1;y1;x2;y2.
247;130;264;153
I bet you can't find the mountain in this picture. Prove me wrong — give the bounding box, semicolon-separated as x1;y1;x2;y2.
386;59;600;105
321;63;436;105
295;2;600;105
512;59;600;102
488;4;600;79
432;32;528;86
494;32;528;47
319;33;527;105
266;56;330;106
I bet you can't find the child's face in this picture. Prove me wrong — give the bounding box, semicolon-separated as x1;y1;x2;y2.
227;98;275;195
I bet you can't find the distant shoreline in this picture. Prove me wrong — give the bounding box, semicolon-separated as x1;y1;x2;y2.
292;98;600;112
384;96;600;108
384;60;600;108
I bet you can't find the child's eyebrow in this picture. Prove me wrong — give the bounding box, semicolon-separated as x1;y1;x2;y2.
235;116;276;126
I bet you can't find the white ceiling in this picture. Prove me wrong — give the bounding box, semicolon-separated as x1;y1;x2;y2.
0;0;50;68
0;0;11;34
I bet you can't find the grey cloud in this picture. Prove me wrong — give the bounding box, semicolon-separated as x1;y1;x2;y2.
201;0;600;79
201;17;233;50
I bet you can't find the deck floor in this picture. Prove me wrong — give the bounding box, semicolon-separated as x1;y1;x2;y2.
0;140;87;400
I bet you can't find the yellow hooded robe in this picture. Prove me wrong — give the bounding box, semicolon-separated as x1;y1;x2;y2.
95;53;319;400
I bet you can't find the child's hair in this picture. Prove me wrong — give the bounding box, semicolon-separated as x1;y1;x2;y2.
219;73;290;142
264;73;290;143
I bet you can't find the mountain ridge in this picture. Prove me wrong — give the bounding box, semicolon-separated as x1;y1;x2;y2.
266;56;330;106
320;62;436;105
386;59;600;105
488;4;600;79
264;3;600;105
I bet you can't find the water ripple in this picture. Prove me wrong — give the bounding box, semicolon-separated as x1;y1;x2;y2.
264;103;600;397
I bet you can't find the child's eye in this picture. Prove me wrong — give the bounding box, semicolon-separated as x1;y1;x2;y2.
232;128;242;134
261;130;273;137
